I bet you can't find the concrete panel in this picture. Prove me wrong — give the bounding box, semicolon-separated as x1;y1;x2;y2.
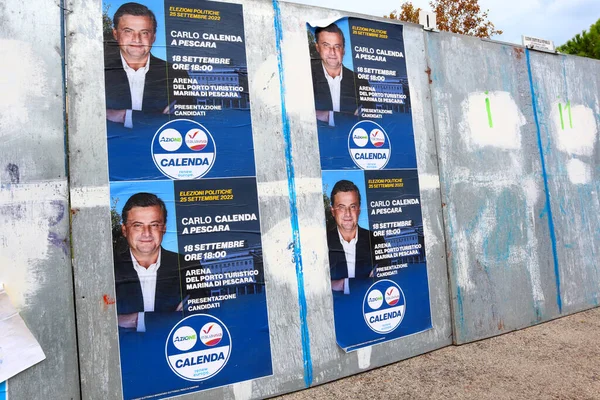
0;0;80;398
66;0;308;399
65;0;123;398
527;51;600;314
276;0;452;385
67;0;451;397
426;34;561;343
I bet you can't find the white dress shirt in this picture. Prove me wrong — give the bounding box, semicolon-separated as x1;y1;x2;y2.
322;63;343;126
337;228;358;294
120;53;151;128
131;248;161;332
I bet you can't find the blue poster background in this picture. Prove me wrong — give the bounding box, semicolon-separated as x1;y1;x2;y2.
104;0;271;398
308;17;432;351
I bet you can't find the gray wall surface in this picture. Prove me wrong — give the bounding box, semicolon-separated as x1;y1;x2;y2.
2;0;599;398
426;34;561;343
527;51;600;315
0;0;80;398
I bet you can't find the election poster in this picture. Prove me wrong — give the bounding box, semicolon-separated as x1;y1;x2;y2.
307;17;432;351
103;1;271;398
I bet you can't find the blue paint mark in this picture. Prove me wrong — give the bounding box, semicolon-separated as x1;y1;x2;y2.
48;200;65;227
559;203;567;216
455;285;465;342
443;207;467;340
483;189;518;263
0;381;6;400
526;49;562;314
272;0;313;387
47;232;69;255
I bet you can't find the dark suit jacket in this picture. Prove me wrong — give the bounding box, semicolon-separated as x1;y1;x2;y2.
327;226;386;280
104;50;193;125
114;248;182;315
310;59;370;115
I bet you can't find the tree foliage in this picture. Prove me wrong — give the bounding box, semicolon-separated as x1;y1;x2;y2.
387;2;420;24
103;4;113;39
387;0;502;39
557;18;600;60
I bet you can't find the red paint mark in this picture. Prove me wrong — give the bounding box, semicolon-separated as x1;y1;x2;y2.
202;324;214;334
425;67;432;84
103;294;116;305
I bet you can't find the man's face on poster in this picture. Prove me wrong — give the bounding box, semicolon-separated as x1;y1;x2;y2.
315;31;345;73
113;14;156;63
121;205;166;258
331;190;360;235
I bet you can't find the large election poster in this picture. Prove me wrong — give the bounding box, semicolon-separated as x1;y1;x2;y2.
307;18;432;351
103;1;272;398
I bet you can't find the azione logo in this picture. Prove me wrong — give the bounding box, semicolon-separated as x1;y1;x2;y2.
159;129;183;151
366;289;384;310
172;326;197;351
352;128;369;147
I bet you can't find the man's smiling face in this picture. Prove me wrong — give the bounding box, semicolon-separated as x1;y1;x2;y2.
113;14;156;65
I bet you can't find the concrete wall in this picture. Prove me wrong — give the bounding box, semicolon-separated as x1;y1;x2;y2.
527;51;600;315
1;0;599;398
0;0;80;398
426;34;561;343
426;32;600;343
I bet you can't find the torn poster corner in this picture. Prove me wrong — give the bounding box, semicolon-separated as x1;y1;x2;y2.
0;284;46;382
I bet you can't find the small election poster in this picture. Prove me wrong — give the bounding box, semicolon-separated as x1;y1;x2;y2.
102;1;272;398
307;17;432;351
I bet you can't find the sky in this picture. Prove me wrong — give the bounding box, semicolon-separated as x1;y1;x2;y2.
289;0;600;47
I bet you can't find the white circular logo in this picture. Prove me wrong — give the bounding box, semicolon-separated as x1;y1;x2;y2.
385;286;401;306
366;289;384;310
199;323;223;346
352;128;369;147
185;128;208;151
348;121;391;170
172;326;197;351
159;128;183;151
370;129;386;147
362;280;405;334
166;314;231;381
152;119;216;180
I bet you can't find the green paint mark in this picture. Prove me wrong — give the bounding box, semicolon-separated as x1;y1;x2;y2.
559;101;573;130
558;103;564;130
485;96;493;128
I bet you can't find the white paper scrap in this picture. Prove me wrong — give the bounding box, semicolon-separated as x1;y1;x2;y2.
0;284;46;382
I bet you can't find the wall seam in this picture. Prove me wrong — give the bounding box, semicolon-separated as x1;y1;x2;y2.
272;0;313;388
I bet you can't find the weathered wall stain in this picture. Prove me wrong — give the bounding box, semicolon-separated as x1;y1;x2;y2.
47;232;69;255
5;164;19;184
48;200;65;226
